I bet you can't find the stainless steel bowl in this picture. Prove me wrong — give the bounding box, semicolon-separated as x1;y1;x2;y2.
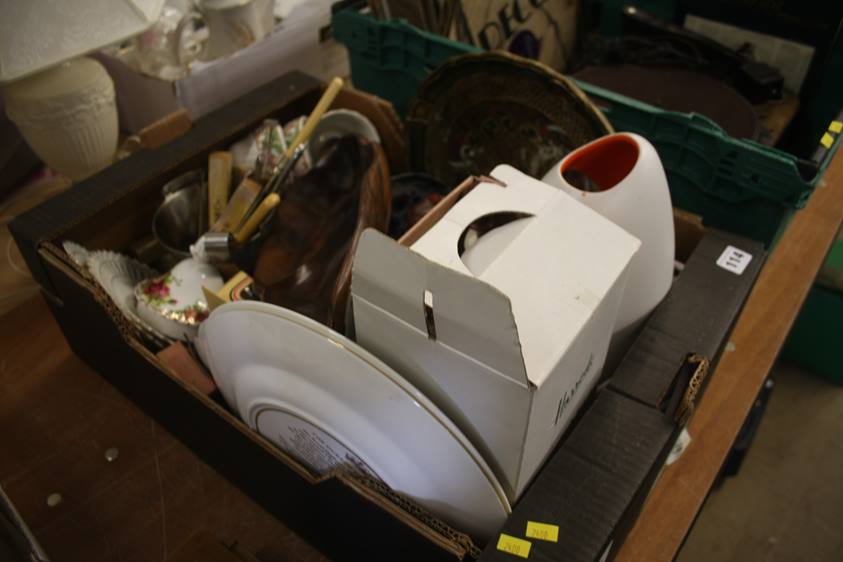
152;171;206;259
151;169;272;269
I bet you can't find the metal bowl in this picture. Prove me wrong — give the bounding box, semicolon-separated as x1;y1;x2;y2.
152;172;206;260
151;169;272;270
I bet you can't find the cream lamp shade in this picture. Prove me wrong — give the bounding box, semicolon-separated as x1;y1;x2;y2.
0;0;164;84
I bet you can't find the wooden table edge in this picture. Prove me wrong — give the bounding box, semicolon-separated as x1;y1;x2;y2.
613;150;843;562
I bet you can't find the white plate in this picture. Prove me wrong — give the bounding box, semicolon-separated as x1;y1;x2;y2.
196;301;510;540
307;109;381;161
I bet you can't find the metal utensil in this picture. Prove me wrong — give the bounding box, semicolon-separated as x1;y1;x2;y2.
234;193;281;243
153;179;206;259
191;193;281;262
238;77;345;228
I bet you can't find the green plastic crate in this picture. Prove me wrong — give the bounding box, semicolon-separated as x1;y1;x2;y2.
782;285;843;385
331;8;840;246
332;10;473;117
573;82;824;244
782;232;843;384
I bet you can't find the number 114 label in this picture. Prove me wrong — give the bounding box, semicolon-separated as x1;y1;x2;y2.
716;245;753;275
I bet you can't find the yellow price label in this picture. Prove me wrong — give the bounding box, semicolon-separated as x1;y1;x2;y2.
821;133;835;149
829;121;843;133
497;534;532;558
526;521;559;542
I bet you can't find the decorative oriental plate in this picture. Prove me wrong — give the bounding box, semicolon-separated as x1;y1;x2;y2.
195;301;511;540
406;52;613;187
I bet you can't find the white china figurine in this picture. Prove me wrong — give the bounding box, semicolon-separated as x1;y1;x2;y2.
135;258;223;341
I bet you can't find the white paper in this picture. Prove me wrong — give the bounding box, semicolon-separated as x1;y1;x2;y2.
716;245;753;275
666;428;692;465
177;13;320;119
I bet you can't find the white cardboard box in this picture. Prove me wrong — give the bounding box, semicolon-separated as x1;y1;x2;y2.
351;165;640;501
96;0;348;132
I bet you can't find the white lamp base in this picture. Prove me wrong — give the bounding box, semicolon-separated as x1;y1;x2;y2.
4;57;118;181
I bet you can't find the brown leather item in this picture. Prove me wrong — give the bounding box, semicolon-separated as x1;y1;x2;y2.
573;64;760;140
253;136;391;333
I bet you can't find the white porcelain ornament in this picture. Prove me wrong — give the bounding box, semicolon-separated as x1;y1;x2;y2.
135;258;224;341
542;132;674;354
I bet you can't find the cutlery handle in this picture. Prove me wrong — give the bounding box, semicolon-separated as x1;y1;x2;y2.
285;77;344;159
233;193;281;243
208;151;233;225
211;177;262;233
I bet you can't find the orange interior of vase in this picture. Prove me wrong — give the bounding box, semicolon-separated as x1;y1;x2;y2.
560;134;639;191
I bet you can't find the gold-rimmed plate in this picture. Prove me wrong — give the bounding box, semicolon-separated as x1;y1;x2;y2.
195;300;510;541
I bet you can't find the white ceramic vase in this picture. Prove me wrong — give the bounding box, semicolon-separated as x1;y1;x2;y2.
542;132;674;360
4;57;118;181
197;0;275;61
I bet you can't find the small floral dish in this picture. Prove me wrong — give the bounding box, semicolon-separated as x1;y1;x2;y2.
283;115;312;175
135;258;223;341
70;244;172;346
229;116;312;177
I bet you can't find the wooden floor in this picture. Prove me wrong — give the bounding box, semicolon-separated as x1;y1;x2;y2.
0;296;327;562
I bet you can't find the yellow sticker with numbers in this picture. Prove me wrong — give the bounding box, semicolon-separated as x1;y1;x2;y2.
821;133;835;149
497;534;532;558
830;121;843;133
526;521;559;542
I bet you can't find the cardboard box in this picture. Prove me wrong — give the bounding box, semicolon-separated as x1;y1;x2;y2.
480;226;765;562
10;70;765;561
97;0;348;133
351;165;640;500
457;0;578;72
10;72;475;562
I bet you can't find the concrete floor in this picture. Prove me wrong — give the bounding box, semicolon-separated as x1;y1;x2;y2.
677;361;843;562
